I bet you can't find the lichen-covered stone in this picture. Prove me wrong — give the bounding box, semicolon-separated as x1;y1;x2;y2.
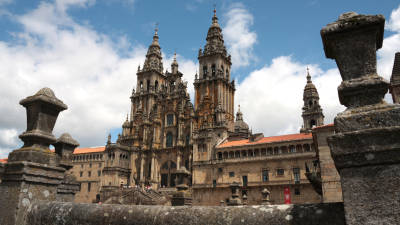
27;202;345;225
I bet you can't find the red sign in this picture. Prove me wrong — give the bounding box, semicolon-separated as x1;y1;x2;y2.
284;187;291;204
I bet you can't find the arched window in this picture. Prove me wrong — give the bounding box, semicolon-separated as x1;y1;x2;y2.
235;151;240;158
147;80;150;91
166;132;173;147
303;144;311;152
310;119;316;128
140;81;143;90
226;69;229;78
211;64;216;76
309;100;313;107
203;66;207;77
155;80;159;92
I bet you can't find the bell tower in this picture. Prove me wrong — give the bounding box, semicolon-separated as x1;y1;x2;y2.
193;8;235;163
194;8;235;132
300;68;324;133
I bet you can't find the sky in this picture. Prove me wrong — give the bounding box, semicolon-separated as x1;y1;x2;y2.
0;0;400;158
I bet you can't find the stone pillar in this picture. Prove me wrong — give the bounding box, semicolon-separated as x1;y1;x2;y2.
321;12;400;225
139;154;145;187
177;151;182;170
227;182;242;206
171;167;192;206
54;133;80;202
0;88;68;225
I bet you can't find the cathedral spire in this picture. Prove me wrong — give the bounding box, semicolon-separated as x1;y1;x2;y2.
142;24;163;74
212;6;219;27
300;68;324;133
171;51;179;74
201;7;227;57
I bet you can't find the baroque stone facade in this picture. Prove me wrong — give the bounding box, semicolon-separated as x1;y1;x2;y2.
68;10;338;205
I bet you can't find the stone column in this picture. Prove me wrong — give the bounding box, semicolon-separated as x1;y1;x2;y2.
150;153;156;181
177;151;182;170
139;154;145;187
321;12;400;225
0;88;68;225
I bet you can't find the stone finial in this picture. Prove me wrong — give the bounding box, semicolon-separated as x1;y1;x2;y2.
9;87;67;164
324;12;400;224
171;166;192;206
261;188;271;205
321;12;387;108
227;182;242;206
242;194;248;205
54;133;79;170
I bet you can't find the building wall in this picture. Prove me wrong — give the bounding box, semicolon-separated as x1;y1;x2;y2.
192;138;322;205
70;153;105;203
313;125;343;203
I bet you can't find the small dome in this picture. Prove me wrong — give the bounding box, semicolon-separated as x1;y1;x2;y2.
234;105;249;132
122;115;130;128
235;120;249;131
122;120;130;128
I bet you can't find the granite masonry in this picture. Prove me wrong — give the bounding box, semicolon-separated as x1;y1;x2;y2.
321;12;400;225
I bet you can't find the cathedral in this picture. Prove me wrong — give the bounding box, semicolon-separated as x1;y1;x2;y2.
69;9;340;205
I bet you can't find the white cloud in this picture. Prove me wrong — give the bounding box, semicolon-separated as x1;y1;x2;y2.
0;0;146;157
236;4;400;137
223;3;257;69
387;4;400;32
378;4;400;83
0;128;18;158
236;56;344;136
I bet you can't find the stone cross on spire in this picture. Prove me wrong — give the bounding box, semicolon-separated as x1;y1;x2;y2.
307;67;312;83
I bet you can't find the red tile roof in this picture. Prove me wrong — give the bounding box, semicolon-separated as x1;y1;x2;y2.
217;133;312;148
73;146;105;154
0;147;105;162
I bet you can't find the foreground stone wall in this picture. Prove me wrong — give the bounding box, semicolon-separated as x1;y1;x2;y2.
27;201;345;225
